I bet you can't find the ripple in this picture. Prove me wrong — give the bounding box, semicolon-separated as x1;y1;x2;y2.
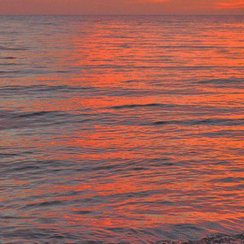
111;103;173;109
198;78;244;84
152;118;244;126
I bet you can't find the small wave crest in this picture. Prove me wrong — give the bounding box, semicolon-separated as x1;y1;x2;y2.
0;85;93;95
198;78;243;85
111;103;173;109
152;118;244;126
0;45;28;51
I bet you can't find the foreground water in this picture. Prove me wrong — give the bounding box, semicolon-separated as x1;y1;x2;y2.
0;15;243;243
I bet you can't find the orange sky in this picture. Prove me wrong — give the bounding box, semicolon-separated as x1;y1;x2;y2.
0;0;243;14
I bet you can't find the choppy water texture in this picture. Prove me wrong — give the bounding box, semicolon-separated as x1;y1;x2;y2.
0;15;244;243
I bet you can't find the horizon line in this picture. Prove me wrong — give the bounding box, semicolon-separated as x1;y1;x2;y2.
0;13;244;16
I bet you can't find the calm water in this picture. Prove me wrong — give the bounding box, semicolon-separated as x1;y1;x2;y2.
0;15;243;243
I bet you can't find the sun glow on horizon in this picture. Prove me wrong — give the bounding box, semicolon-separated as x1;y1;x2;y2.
0;0;244;14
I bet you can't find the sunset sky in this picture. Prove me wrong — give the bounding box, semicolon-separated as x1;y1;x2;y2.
0;0;244;15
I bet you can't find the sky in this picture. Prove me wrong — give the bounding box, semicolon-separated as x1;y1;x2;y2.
0;0;243;15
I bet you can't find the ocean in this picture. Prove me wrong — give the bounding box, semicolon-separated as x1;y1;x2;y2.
0;15;243;243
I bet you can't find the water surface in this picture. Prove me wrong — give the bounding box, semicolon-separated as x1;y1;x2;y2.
0;15;243;243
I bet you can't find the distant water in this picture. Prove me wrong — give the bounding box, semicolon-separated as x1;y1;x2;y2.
0;15;243;243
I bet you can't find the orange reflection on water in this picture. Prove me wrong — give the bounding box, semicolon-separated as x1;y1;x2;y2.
1;16;244;242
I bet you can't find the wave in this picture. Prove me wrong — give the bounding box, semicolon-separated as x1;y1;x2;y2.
0;56;16;59
9;111;64;119
158;45;244;49
198;78;244;85
0;45;28;51
22;200;64;209
0;85;93;95
0;226;242;243
152;118;244;126
111;103;173;109
184;232;244;244
0;110;93;131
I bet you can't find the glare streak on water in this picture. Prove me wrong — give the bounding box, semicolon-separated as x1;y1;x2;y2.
0;15;244;243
